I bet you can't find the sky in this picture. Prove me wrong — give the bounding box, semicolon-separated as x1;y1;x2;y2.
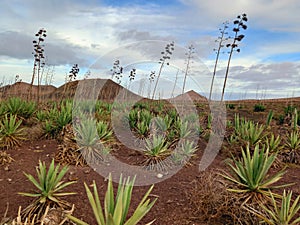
0;0;299;100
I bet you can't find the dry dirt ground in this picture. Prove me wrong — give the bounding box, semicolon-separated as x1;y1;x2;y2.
1;81;300;224
1;135;300;224
0;137;223;225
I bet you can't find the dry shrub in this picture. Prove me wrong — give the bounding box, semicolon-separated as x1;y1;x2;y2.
187;170;260;225
54;124;86;166
55;143;85;166
10;205;75;225
0;150;14;166
24;124;44;141
1;203;10;225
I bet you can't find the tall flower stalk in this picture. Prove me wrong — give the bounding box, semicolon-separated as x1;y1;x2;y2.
111;59;123;84
69;64;79;82
209;21;229;101
171;69;180;97
63;64;79;99
221;13;248;101
128;68;136;90
152;41;174;99
28;28;47;102
148;71;155;98
182;44;195;94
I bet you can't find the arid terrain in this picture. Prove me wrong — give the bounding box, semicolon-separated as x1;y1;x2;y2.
1;80;300;225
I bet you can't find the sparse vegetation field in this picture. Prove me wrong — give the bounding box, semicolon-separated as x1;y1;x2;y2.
1;83;300;225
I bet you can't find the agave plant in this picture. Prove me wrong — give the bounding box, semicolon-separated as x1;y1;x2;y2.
134;101;150;111
20;101;36;119
266;110;274;127
233;115;266;147
74;118;104;164
4;97;25;116
4;97;36;119
227;133;239;146
221;144;292;204
46;100;73;136
42;104;72;138
5;98;23;115
136;120;149;138
171;118;194;142
35;110;47;122
179;121;193;139
199;125;206;137
154;101;165;113
172;140;198;165
19;159;76;221
95;100;104;112
152;116;170;135
242;121;265;146
285;130;300;151
284;130;300;163
264;134;283;168
143;134;171;171
96;120;113;142
292;108;298;130
183;112;198;124
265;134;282;153
249;122;265;144
47;106;59;121
42;120;56;139
104;102;113;114
173;116;182;133
166;129;177;142
68;174;157;225
139;109;153;126
167;108;178;121
207;114;212;130
234;113;242;132
0;104;6;119
0;114;26;149
127;108;138;128
56;104;72;132
248;190;300;225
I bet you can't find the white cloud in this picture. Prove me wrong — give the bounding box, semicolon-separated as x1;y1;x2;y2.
216;62;300;98
0;0;299;99
179;0;300;31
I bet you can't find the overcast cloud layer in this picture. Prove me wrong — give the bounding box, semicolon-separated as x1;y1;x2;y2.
0;0;299;99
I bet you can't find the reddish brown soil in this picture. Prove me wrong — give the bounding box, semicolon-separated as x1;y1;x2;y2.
0;138;219;224
1;136;300;225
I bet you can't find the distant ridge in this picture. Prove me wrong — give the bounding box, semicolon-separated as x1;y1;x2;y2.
0;81;56;99
171;90;207;102
48;79;141;101
226;97;300;103
2;80;297;103
0;79;141;102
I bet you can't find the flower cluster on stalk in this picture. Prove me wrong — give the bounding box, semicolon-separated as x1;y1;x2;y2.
149;71;156;82
69;64;79;81
110;59;123;84
226;14;248;53
32;28;46;68
129;68;136;81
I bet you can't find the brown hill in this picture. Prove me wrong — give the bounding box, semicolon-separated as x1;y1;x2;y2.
47;79;141;102
171;90;207;102
0;79;142;102
0;82;56;100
